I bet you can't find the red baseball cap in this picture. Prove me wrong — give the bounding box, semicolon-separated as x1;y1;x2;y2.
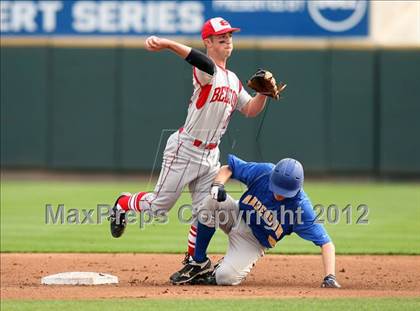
201;17;240;40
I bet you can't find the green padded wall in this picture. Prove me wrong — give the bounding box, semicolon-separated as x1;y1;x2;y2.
2;46;419;176
258;50;328;172
118;49;190;171
50;48;117;169
379;50;420;174
329;50;375;172
1;47;48;167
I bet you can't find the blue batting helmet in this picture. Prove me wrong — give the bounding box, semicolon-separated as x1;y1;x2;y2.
269;158;304;198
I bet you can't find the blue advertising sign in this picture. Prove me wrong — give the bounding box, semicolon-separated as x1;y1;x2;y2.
0;0;369;37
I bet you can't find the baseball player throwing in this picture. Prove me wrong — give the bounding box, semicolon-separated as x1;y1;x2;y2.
109;17;285;262
170;154;341;288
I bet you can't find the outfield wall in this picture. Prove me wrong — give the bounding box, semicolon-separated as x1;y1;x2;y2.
1;45;420;176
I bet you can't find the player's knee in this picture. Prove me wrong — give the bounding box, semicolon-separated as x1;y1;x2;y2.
215;263;242;286
193;195;219;226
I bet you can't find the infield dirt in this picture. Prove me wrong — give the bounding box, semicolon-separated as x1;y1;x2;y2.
1;254;419;299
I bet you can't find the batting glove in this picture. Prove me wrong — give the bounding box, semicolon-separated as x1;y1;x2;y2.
321;274;341;288
210;183;227;202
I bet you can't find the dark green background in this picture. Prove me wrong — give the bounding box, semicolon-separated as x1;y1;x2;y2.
1;46;419;175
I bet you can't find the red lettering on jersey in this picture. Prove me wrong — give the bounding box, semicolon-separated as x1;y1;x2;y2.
210;86;238;107
210;87;221;102
224;88;231;104
219;87;226;102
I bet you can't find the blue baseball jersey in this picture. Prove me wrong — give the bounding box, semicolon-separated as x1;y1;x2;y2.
228;154;331;249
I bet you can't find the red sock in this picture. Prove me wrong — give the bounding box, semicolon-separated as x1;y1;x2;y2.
117;192;146;212
117;195;130;212
187;225;197;257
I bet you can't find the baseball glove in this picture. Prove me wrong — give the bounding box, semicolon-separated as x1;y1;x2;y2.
247;69;286;100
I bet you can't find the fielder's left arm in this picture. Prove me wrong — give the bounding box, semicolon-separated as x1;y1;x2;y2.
240;94;267;118
241;69;287;117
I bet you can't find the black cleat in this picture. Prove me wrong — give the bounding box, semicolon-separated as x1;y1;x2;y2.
109;194;128;238
188;271;217;285
170;253;212;285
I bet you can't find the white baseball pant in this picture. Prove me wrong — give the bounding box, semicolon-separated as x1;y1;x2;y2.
197;195;265;285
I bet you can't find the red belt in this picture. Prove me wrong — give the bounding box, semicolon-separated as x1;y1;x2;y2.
179;128;218;150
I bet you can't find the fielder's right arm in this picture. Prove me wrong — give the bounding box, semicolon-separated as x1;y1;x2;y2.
145;36;215;76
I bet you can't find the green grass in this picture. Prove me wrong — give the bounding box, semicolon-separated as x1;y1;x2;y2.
2;298;420;311
1;180;419;254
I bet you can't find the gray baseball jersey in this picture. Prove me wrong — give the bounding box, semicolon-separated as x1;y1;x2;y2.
134;65;252;215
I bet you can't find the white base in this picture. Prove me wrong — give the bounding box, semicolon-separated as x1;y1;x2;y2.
41;272;118;285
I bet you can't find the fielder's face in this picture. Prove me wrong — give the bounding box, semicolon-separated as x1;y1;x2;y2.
206;32;233;58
